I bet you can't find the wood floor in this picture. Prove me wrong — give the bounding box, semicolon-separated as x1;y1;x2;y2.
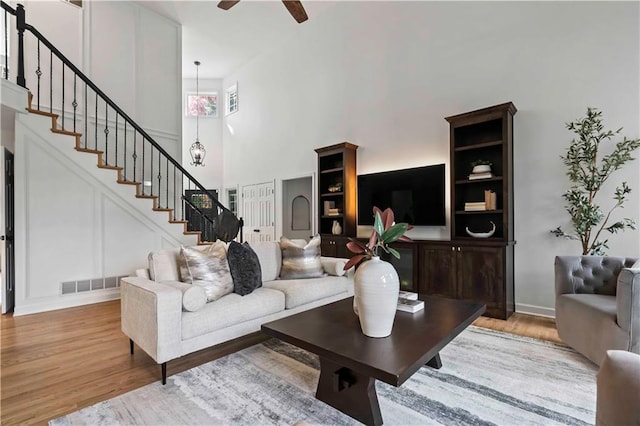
0;300;561;425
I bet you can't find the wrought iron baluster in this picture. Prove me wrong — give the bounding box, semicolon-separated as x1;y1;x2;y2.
181;172;184;221
166;157;169;213
36;40;41;108
141;136;145;195
115;114;118;168
94;92;98;150
49;50;52;113
84;82;87;148
173;164;176;219
157;150;161;207
61;62;64;129
104;103;109;165
123;121;127;181
132;131;137;185
72;73;77;132
150;145;154;198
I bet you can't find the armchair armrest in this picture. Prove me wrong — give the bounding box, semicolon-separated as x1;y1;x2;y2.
555;256;581;296
120;277;183;364
616;268;640;354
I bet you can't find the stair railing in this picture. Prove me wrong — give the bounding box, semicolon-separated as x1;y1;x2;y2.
1;1;242;243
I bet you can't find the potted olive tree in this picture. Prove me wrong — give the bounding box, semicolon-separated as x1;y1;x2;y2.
551;108;640;255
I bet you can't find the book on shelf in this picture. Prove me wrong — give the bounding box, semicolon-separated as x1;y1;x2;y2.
464;201;486;211
399;291;418;300
397;298;424;313
327;208;341;216
323;200;335;216
468;172;494;180
484;190;497;210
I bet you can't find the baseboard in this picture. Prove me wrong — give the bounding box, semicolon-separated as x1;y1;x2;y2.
13;288;120;317
515;303;555;318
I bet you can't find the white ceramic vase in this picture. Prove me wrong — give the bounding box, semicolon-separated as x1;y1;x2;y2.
332;220;342;235
353;256;399;338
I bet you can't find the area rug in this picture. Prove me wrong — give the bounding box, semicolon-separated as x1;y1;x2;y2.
50;326;597;425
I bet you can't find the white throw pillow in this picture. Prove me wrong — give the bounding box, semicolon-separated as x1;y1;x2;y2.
279;235;324;280
321;257;347;277
178;242;234;302
160;280;207;312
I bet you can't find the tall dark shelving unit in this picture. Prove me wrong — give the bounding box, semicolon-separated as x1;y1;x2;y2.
315;142;358;259
437;102;517;319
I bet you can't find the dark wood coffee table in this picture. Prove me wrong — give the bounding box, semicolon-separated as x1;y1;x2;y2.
261;295;485;426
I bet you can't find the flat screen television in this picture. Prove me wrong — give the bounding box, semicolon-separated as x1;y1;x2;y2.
357;164;446;226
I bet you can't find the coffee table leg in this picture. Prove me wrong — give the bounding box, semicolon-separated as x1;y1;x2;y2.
426;353;442;369
316;357;383;426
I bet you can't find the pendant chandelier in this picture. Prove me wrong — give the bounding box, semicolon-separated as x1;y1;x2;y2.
190;60;206;167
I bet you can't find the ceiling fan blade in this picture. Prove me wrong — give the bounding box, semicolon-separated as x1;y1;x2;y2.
217;1;240;11
282;0;308;23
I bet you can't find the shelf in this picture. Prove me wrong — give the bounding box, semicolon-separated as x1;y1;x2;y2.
321;192;344;197
455;209;503;215
321;215;344;219
454;140;502;152
453;236;505;242
320;167;344;174
455;176;503;184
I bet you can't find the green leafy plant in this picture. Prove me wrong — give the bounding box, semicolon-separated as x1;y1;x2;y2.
344;207;413;270
551;107;640;255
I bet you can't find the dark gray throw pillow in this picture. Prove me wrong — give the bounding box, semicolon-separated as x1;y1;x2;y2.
227;241;262;296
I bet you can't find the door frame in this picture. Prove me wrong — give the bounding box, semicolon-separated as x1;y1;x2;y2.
279;172;316;239
1;148;15;314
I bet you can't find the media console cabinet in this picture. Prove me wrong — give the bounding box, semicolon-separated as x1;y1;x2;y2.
317;103;517;320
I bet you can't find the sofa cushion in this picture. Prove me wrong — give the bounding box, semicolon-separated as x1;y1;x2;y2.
279;235;323;279
159;280;207;312
249;241;281;282
263;276;348;309
321;257;347;277
179;242;234;302
227;241;262;296
182;288;285;340
148;248;181;282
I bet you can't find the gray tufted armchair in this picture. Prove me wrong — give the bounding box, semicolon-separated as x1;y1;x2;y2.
555;256;640;365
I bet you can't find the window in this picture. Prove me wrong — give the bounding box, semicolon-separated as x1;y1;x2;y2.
226;188;238;217
225;83;238;115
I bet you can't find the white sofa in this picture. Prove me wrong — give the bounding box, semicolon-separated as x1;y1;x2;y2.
120;240;354;384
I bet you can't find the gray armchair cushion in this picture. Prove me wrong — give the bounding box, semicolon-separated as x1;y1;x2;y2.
555;256;638;296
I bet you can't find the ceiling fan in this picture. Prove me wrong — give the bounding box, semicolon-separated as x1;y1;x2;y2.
217;0;309;24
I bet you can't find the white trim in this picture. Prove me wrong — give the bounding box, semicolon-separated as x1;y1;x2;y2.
13;288;120;317
1;79;29;113
515;303;555;318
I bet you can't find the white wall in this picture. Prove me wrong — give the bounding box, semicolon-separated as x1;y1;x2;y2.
182;77;224;190
222;1;640;316
84;1;182;159
12;112;199;316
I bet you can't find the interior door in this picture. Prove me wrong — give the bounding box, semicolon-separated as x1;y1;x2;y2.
242;181;275;243
2;149;15;313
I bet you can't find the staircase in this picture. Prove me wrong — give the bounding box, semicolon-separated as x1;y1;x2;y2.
3;2;241;246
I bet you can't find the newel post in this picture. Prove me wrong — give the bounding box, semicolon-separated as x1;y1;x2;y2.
15;3;25;88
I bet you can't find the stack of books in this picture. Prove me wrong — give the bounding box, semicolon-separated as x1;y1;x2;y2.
397;291;424;313
468;171;493;180
323;201;335;216
484;190;497;210
327;208;341;216
464;201;487;211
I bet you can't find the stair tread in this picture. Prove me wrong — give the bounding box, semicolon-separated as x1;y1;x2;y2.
117;180;141;186
153;208;173;212
97;165;123;170
136;195;157;199
52;128;82;137
169;220;188;224
26;108;59;119
76;147;104;154
184;231;201;235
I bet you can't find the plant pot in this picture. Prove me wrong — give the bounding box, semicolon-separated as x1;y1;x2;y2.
353;256;399;338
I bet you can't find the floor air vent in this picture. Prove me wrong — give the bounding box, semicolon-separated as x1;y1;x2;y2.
61;276;127;295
